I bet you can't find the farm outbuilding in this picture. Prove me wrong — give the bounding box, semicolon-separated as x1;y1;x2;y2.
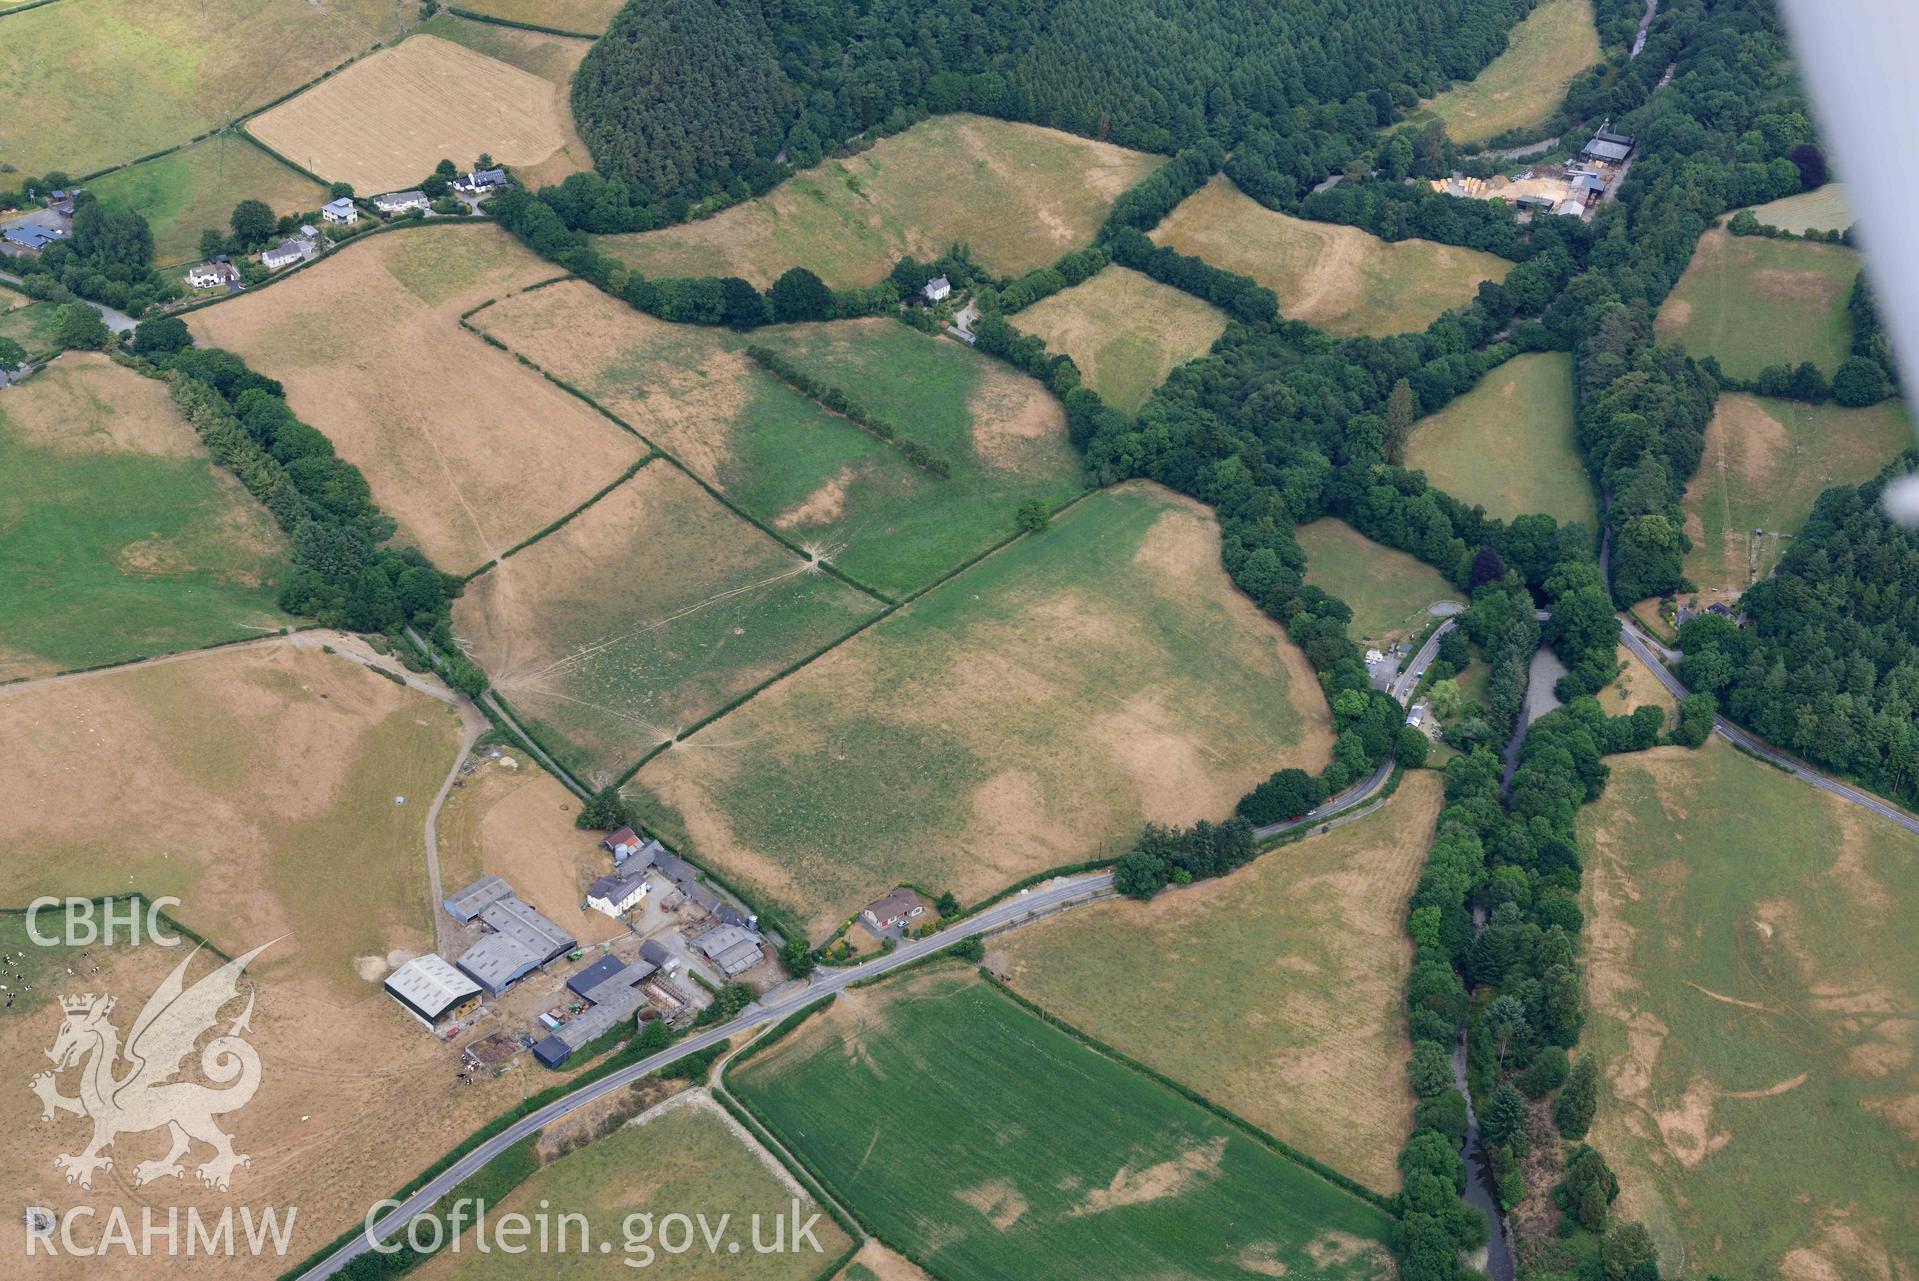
444;873;515;922
384;954;481;1028
479;895;576;964
694;924;764;976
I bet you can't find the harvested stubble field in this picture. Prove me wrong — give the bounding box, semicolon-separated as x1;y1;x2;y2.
1580;740;1919;1281
1742;182;1853;234
1152;176;1512;336
0;0;401;177
454;461;884;784
413;14;599;189
632;483;1333;936
436;752;625;947
188;225;648;574
245;34;585;194
414;1091;850;1281
1680;392;1911;601
1415;0;1601;144
477;284;1087;597
1009;265;1228;413
448;0;626;35
1295;517;1464;647
1404;351;1596;527
88;133;326;267
994;771;1444;1193
0;639;579;1276
1654;229;1859;379
594;115;1163;288
0;353;289;681
732;967;1397;1281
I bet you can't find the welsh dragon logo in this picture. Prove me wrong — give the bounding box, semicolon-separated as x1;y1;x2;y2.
29;941;275;1192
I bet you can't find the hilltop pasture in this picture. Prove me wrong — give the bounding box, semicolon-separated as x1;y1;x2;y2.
1152;176;1511;336
1655;229;1858;378
0;353;289;680
188;225;648;575
1581;741;1919;1281
1010;265;1228;413
995;772;1444;1193
477;283;1087;597
632;484;1332;935
1416;0;1601;144
732;967;1397;1281
594;115;1162;288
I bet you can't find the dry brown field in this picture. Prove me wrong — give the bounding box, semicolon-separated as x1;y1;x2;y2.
187;225;648;574
245;35;582;193
1010;266;1227;413
993;772;1442;1193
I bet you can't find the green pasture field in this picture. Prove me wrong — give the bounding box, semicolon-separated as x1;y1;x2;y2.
631;483;1333;935
1151;176;1510;336
1404;351;1595;526
87;133;326;266
0;299;63;353
1295;517;1463;647
732;967;1396;1281
0;0;401;177
1010;265;1228;413
446;0;625;34
1682;392;1911;600
997;771;1445;1193
1741;182;1853;234
453;460;884;785
477;286;1088;599
0;354;290;681
411;1099;850;1281
1416;0;1601;144
1654;229;1859;378
1580;740;1919;1281
594;114;1163;289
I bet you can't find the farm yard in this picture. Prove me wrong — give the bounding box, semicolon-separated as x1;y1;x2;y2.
1654;229;1859;378
1009;265;1228;413
593;115;1163;288
1295;518;1464;648
413;1093;850;1281
1151;175;1511;336
1415;0;1602;144
453;460;884;785
447;0;627;35
1404;351;1595;527
86;133;327;267
476;283;1088;598
1680;392;1911;600
0;0;401;178
187;224;649;575
994;772;1445;1193
731;966;1397;1281
0;353;289;681
1741;182;1853;234
631;483;1333;936
1580;740;1919;1281
244;34;586;194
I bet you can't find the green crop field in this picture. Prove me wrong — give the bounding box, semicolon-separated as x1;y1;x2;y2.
997;771;1444;1193
1741;182;1853;234
0;0;401;177
88;133;326;266
1655;229;1859;379
413;1097;850;1281
1404;351;1595;526
1010;266;1228;413
447;0;626;34
633;483;1333;935
1296;517;1464;647
732;968;1397;1281
594;114;1162;289
1682;392;1911;601
1416;0;1601;144
1580;740;1919;1281
479;284;1088;598
455;460;884;785
1152;176;1511;336
0;354;290;681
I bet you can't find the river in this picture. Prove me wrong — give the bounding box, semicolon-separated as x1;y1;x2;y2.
1453;907;1517;1281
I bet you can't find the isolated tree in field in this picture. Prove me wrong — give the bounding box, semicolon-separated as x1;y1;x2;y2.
56;304;111;351
131;315;191;357
1015;499;1052;532
769;266;834;322
0;337;26;372
575;785;631;831
1554;1053;1599;1138
1383;377;1415;462
230;199;277;249
1832;355;1889;406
